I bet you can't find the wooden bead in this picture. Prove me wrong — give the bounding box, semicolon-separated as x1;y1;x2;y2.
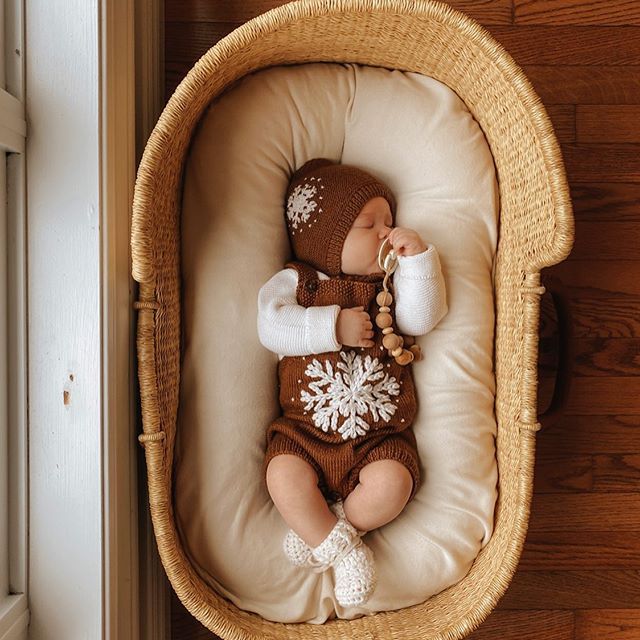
376;291;392;306
391;347;403;357
382;327;394;335
383;334;402;350
403;335;415;347
375;312;392;328
409;344;422;360
395;349;414;366
379;306;391;313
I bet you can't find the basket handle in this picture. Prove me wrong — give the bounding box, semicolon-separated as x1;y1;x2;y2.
538;274;574;431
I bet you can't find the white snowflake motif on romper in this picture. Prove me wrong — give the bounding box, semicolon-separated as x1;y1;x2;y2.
300;350;400;440
286;181;321;231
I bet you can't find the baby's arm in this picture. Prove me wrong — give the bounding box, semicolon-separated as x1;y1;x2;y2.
393;245;448;336
257;268;342;356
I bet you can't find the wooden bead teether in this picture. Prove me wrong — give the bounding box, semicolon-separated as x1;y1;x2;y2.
376;238;423;365
375;312;392;329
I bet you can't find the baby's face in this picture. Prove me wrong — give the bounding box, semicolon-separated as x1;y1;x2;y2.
341;197;393;275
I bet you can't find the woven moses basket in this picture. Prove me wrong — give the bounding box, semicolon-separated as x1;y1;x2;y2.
132;1;575;638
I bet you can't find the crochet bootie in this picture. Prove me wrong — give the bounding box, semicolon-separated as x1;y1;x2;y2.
283;528;312;567
282;501;366;566
309;514;377;607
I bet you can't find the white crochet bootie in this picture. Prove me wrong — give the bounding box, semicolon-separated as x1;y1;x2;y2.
283;501;368;567
283;528;313;567
309;512;377;607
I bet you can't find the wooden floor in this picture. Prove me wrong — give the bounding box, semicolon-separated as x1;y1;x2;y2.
163;1;640;638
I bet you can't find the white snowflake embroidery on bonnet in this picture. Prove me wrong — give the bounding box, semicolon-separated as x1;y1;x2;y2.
285;177;324;234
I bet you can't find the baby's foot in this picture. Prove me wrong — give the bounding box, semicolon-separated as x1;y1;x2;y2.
309;514;377;607
333;539;377;607
282;501;355;566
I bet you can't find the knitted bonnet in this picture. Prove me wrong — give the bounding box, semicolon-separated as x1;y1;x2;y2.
284;158;396;276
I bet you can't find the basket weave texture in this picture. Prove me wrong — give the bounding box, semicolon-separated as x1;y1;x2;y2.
131;1;574;638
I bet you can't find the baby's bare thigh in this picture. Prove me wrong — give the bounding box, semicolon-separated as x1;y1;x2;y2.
265;454;319;492
357;459;414;497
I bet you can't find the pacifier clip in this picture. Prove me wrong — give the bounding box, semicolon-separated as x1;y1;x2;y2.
376;238;423;366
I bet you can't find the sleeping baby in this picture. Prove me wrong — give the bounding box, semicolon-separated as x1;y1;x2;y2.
257;158;447;608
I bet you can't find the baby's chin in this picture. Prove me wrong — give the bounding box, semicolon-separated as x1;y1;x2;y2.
342;257;383;276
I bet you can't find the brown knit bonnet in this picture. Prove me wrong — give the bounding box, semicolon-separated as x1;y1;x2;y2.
284;158;396;276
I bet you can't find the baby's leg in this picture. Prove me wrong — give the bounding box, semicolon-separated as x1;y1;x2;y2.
266;454;338;548
343;459;413;533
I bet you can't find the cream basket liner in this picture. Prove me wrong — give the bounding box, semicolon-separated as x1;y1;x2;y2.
131;1;574;638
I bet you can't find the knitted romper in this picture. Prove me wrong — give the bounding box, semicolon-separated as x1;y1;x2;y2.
263;259;421;504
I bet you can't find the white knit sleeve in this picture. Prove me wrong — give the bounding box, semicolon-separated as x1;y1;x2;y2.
393;244;448;336
257;268;342;356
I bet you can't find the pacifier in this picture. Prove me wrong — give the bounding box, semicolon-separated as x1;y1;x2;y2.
377;237;398;275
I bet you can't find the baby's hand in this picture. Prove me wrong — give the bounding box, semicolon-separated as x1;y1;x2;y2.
336;306;374;348
387;227;427;257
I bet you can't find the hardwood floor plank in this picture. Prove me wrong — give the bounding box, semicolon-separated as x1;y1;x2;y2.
546;104;576;144
577;106;640;144
538;283;640;338
166;62;191;101
576;609;640;639
561;144;640;183
561;338;640;377
569;222;640;260
468;610;574;639
592;454;640;492
164;0;286;22
166;22;237;63
563;377;640;414
534;454;640;493
425;0;514;25
559;297;640;338
528;493;640;531
491;26;640;66
498;571;640;609
164;0;514;25
550;261;640;297
536;415;640;456
570;183;640;222
533;454;594;492
515;0;640;26
520;532;640;570
524;66;640;104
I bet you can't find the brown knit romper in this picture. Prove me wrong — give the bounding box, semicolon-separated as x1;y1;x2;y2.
263;260;421;504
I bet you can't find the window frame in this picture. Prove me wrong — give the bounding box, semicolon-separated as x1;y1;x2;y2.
0;0;28;637
1;0;163;635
